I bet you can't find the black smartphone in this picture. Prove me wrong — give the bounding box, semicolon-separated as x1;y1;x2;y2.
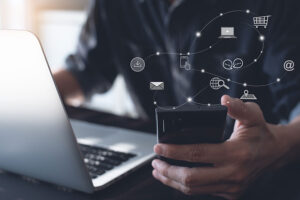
155;105;227;167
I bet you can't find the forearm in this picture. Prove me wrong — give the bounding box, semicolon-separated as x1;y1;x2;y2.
53;69;85;106
270;115;300;166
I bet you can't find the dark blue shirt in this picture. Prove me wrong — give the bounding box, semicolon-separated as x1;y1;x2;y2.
66;0;300;136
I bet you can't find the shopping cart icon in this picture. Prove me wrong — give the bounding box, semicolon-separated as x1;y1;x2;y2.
253;15;271;28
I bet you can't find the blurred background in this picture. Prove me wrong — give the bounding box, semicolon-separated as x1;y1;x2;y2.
0;0;138;118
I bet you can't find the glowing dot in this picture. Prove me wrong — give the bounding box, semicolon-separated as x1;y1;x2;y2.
246;9;250;14
243;83;247;87
259;35;265;41
208;103;211;106
196;32;201;37
187;52;190;55
220;13;223;16
153;101;157;105
261;51;263;53
201;69;205;73
254;59;257;62
227;101;230;104
156;52;160;56
173;107;176;110
277;78;281;82
209;46;212;49
187;97;192;102
227;78;231;82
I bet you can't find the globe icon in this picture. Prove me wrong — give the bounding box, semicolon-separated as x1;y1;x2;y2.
210;77;222;90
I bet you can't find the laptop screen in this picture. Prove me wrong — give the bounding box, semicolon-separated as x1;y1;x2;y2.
221;27;234;36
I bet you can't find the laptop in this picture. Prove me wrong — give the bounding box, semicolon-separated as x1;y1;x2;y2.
219;27;237;39
0;30;156;193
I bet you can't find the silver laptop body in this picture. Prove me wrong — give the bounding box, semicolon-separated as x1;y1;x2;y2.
0;30;156;193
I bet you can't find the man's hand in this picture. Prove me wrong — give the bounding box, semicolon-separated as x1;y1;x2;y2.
53;69;85;106
152;95;290;199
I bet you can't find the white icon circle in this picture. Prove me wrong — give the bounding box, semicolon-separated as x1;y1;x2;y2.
130;57;145;72
223;59;233;70
284;60;295;72
233;58;244;69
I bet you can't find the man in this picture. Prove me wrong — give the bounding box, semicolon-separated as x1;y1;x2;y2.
54;0;300;199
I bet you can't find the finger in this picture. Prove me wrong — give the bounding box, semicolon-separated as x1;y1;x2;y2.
214;193;240;200
214;193;235;200
154;142;229;164
152;159;228;186
153;169;190;194
153;170;236;195
221;95;263;126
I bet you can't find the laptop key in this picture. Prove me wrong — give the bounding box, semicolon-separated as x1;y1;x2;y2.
78;144;136;179
89;172;98;179
94;156;122;166
96;169;106;176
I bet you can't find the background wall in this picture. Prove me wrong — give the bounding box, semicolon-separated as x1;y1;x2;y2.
0;0;138;118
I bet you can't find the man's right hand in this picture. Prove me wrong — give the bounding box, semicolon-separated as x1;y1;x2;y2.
152;96;293;199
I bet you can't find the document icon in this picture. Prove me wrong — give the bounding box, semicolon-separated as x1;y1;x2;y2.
150;82;164;90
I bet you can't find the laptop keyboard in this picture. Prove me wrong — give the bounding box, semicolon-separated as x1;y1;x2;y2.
79;144;136;179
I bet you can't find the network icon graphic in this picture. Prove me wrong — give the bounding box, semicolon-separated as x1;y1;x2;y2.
240;90;257;100
130;57;145;72
223;58;244;70
284;60;295;71
210;77;230;90
129;9;294;110
180;55;191;70
219;27;237;39
253;15;271;28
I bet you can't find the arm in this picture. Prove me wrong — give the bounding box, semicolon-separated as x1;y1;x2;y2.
56;0;117;105
276;115;300;166
53;69;85;106
152;2;300;198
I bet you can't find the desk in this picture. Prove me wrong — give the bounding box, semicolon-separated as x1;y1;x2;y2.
1;106;300;200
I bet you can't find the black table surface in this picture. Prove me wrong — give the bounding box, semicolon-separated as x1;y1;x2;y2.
1;106;300;200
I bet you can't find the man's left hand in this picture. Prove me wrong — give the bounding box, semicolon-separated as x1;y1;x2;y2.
152;95;289;200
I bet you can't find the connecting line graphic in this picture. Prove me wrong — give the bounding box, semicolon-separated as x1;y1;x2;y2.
152;68;286;109
154;100;190;111
189;41;220;55
190;100;222;107
191;67;287;87
188;9;258;52
144;40;220;61
145;52;181;61
153;86;210;110
240;23;265;70
143;9;285;109
145;9;264;71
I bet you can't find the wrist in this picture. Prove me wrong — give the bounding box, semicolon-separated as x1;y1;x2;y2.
268;123;300;167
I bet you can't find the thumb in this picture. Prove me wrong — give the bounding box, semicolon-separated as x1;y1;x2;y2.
221;95;264;126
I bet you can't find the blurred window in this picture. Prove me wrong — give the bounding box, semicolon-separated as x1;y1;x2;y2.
0;0;138;118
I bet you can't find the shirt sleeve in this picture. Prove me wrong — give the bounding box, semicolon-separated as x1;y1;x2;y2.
65;0;117;98
289;103;300;122
262;1;300;120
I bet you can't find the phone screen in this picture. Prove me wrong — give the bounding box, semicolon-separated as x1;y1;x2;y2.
155;105;227;167
156;105;227;144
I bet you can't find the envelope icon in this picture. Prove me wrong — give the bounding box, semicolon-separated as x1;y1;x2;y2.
150;82;164;90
